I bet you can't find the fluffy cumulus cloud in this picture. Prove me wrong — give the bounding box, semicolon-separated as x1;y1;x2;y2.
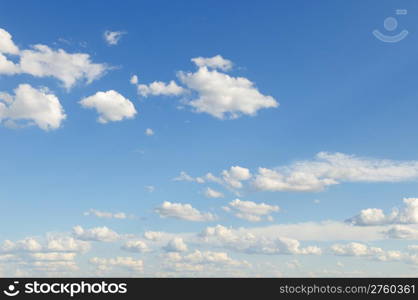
0;84;66;130
200;225;321;255
155;201;216;222
223;199;279;222
79;90;137;123
330;242;384;257
121;240;148;253
328;242;418;267
72;226;120;242
252;152;418;192
90;257;143;273
0;28;108;89
204;187;224;198
136;80;185;97
347;198;418;226
143;231;163;241
178;56;278;119
0;235;89;275
163;238;188;252
131;55;277;119
191;55;232;71
1;238;42;253
19;45;107;89
46;236;90;253
163;249;248;273
104;30;126;45
83;209;128;219
0;28;20;54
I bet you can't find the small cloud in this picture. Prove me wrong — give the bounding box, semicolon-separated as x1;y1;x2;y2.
130;75;138;85
104;30;126;46
145;185;155;193
145;128;154;136
83;209;128;219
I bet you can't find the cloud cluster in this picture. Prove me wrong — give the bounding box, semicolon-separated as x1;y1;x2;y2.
163;249;248;273
0;235;89;275
200;225;321;255
0;28;107;89
121;240;148;253
72;226;120;242
174;166;251;190
84;209;128;219
223;199;279;222
132;55;278;119
178;57;278;119
253;152;418;192
155;201;216;222
178;153;418;194
329;242;418;267
90;256;143;273
347;198;418;226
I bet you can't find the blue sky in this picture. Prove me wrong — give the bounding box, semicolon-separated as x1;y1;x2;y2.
1;0;418;277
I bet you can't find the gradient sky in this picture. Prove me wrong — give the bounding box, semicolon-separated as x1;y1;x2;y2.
1;0;418;277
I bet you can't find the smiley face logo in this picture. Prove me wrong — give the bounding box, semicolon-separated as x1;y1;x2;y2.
373;9;409;43
3;281;20;297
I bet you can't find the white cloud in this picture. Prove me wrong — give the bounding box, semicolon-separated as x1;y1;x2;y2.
0;28;19;54
104;30;126;46
90;256;143;272
221;166;251;189
28;252;77;261
223;199;279;222
347;198;418;226
253;152;418;192
121;240;148;253
145;185;155;193
174;166;251;189
382;225;418;239
1;238;42;253
0;53;19;74
145;128;154;136
200;225;321;255
46;236;90;253
84;209;128;219
155;201;216;222
204;187;224;198
79;90;137;123
19;44;107;89
178;57;278;119
173;171;205;183
144;231;163;241
201;221;385;243
330;242;384;257
163;249;248;273
191;55;232;71
72;226;119;242
0;28;108;89
0;84;66;130
163;238;188;252
130;75;138;85
136;80;185;97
